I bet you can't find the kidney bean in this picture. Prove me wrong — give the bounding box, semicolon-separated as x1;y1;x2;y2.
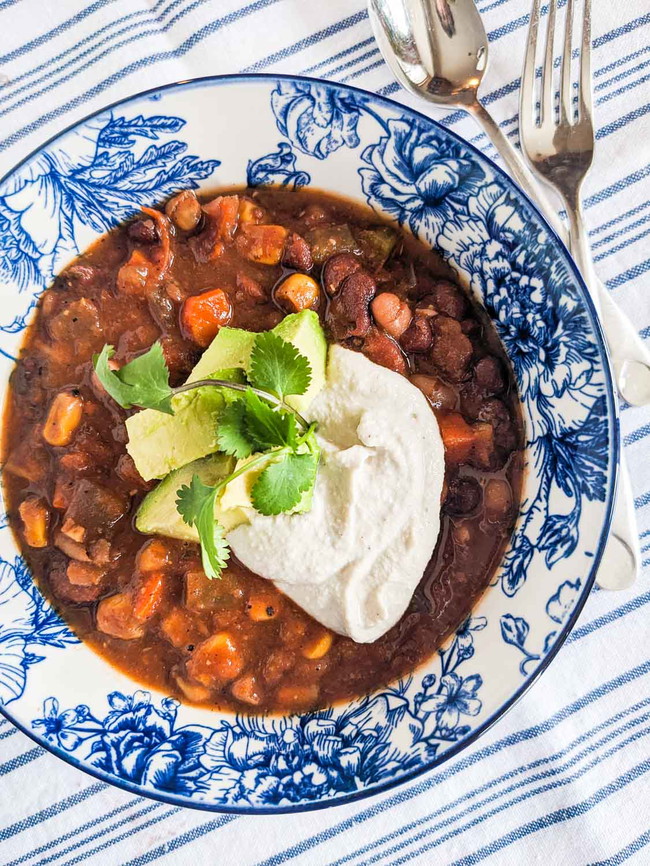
322;252;363;297
445;476;482;516
127;219;158;244
362;327;408;375
431;279;468;320
282;232;313;271
235;273;268;305
400;315;433;353
474;356;505;395
326;271;376;340
370;292;412;337
430;315;473;382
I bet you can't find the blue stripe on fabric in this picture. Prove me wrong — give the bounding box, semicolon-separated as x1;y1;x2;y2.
122;816;238;866
584;165;650;209
0;727;17;740
592;828;650;865
592;200;650;236
0;0;119;64
340;59;386;84
346;728;650;866
0;783;106;842
328;49;381;81
0;0;21;10
592;212;650;249
595;57;650;92
634;489;650;509
6;799;159;866
260;661;650;865
240;9;368;73
0;3;166;107
301;37;375;75
14;803;175;866
53;807;183;866
595;44;650;79
0;748;42;776
331;709;650;866
593;227;650;262
640;326;650;339
607;258;650;292
448;759;650;866
598;73;650;107
597;102;650;140
0;0;286;122
567;592;650;643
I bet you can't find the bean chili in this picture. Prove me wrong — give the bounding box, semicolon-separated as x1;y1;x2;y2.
2;187;523;713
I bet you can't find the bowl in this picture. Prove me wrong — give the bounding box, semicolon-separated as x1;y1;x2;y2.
0;74;617;813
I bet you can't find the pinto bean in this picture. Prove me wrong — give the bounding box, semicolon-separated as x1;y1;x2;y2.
430;315;473;382
410;374;459;411
400;315;433;353
165;190;202;231
371;292;412;337
282;232;313;271
363;327;408;375
327;271;376;340
322;252;363;297
431;280;468;320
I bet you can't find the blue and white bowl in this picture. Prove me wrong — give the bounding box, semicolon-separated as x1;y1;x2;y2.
0;75;617;813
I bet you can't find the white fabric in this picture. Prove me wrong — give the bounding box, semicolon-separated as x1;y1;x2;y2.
1;1;649;863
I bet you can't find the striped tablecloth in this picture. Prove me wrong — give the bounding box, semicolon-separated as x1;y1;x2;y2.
1;1;649;863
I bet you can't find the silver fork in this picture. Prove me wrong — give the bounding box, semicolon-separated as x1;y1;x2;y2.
519;0;639;590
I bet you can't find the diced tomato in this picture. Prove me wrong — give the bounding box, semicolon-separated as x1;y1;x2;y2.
236;224;288;265
181;288;232;347
203;195;240;243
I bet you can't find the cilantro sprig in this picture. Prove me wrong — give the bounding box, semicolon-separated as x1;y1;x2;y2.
94;332;321;579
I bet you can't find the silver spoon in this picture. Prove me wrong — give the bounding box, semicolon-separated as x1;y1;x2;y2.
369;0;639;590
368;0;650;407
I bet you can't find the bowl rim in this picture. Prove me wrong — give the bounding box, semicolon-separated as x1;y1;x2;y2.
0;72;619;814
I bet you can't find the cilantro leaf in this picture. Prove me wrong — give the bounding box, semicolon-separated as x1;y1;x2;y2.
251;451;319;516
93;343;174;414
217;400;255;458
176;475;229;579
248;332;311;400
243;389;296;451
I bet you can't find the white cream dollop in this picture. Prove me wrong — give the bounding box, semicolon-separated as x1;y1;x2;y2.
227;345;445;643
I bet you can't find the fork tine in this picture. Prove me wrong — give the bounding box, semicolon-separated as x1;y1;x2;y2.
520;0;541;130
579;0;593;121
541;0;557;126
560;0;574;125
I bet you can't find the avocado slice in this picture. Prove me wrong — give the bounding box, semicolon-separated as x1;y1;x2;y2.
126;311;327;481
135;454;247;540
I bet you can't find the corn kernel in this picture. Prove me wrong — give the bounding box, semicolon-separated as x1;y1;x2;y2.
302;632;333;659
18;497;49;548
43;391;83;446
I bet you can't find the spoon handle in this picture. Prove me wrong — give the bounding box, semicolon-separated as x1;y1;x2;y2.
468;100;650;407
468;99;640;591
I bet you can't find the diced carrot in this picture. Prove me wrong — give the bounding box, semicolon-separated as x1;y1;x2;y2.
236;224;289;265
133;571;165;622
246;593;280;622
203;195;240;243
18;497;49;548
43;391;84;446
437;413;478;465
181;288;232;347
186;632;244;686
275;683;319;710
471;422;495;469
137;538;172;573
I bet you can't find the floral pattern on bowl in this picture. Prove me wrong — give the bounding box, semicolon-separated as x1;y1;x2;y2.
0;75;617;813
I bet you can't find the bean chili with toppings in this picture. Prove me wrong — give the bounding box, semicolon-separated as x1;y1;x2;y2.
2;186;523;713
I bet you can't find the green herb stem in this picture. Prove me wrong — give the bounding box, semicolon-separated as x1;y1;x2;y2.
214;447;290;493
172;379;310;432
